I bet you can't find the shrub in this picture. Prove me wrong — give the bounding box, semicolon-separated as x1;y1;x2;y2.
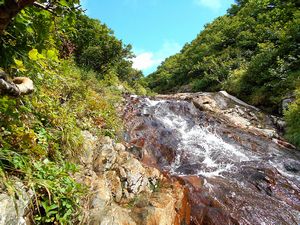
284;87;300;148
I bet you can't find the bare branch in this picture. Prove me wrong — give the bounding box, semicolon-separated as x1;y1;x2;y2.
32;2;55;14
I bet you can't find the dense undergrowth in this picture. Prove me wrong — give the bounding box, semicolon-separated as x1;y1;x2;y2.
0;1;149;224
0;50;141;223
284;87;300;148
146;0;300;147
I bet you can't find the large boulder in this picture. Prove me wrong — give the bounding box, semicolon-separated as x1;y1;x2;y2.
77;133;190;225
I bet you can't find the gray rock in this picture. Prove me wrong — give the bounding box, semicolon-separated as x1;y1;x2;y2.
282;98;295;112
0;181;33;225
81;131;98;167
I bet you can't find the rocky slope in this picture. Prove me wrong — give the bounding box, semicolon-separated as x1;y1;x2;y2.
124;91;300;225
76;132;190;225
1;91;299;225
0;131;190;225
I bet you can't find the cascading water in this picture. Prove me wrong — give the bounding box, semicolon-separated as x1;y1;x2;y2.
124;95;300;225
146;98;251;177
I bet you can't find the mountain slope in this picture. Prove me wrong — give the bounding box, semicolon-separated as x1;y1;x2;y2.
146;0;299;113
146;0;300;147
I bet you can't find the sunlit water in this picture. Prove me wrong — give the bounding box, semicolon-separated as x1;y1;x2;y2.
125;96;300;224
141;98;299;180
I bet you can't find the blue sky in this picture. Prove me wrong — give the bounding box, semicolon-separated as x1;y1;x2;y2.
82;0;235;75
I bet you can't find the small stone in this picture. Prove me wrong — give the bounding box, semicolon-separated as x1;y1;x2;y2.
115;143;126;152
105;171;123;203
119;167;127;178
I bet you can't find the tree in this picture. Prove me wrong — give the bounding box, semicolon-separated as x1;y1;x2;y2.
0;0;35;34
0;0;81;95
0;0;81;34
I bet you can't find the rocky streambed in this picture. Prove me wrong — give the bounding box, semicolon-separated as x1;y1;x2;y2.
124;91;300;225
75;133;190;225
2;91;299;225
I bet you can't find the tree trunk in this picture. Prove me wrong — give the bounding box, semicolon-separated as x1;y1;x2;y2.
0;0;36;34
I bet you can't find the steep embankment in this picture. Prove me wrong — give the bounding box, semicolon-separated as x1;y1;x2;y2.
0;60;190;224
146;0;300;147
0;4;150;224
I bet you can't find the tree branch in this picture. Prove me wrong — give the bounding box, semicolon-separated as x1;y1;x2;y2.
0;0;36;34
32;2;55;14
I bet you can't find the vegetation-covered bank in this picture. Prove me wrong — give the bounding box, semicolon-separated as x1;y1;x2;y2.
0;1;148;223
146;0;300;147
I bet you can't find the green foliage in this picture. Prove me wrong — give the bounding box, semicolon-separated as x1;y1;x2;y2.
69;15;143;83
0;0;81;68
0;150;83;225
145;0;300;146
284;87;300;148
147;0;300;113
0;47;131;222
0;1;149;223
32;160;83;225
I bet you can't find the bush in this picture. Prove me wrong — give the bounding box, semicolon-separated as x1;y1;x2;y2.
284;87;300;148
0;48;127;222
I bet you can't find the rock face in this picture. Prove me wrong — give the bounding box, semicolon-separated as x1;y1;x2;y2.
281;93;295;112
158;91;279;138
0;131;190;225
124;91;300;225
77;132;190;225
0;181;33;225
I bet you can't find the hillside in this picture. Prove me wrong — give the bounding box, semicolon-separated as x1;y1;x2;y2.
0;1;150;224
146;0;300;147
0;0;299;224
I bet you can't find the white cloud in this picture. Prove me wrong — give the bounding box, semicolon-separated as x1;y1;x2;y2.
132;52;156;70
194;0;222;11
132;41;181;74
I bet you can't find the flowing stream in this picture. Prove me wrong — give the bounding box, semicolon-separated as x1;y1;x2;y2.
124;96;300;225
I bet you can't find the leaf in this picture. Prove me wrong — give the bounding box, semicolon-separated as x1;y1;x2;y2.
46;50;58;61
28;49;39;61
13;59;23;67
12;59;27;72
19;67;27;72
59;0;69;7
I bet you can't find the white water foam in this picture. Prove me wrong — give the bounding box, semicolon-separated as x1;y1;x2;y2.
143;98;255;177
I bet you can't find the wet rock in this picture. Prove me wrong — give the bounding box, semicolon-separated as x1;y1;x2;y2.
282;95;295;112
124;93;300;225
156;91;285;142
284;161;300;173
270;115;286;131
